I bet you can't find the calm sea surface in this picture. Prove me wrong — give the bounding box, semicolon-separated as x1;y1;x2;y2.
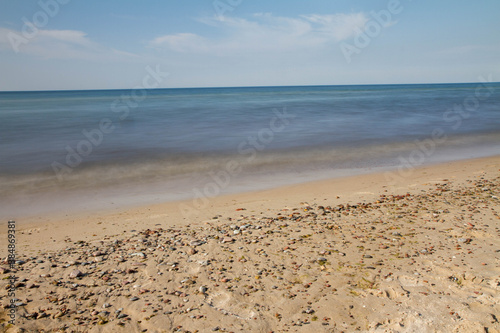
1;83;499;217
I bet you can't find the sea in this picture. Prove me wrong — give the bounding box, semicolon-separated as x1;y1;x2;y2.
1;83;499;218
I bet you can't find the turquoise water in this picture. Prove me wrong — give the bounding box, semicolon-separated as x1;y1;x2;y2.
1;83;499;217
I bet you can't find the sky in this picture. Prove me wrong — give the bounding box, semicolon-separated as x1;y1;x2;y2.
0;0;499;91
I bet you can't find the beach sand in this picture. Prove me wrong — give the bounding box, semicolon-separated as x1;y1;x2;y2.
1;156;499;332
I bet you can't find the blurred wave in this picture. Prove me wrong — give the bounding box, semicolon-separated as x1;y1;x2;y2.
2;131;499;201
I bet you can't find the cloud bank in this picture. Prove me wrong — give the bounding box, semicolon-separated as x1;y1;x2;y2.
0;27;138;61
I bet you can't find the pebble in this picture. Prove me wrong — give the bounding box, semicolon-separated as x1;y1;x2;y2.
37;313;49;319
458;238;471;244
69;269;83;278
303;307;315;314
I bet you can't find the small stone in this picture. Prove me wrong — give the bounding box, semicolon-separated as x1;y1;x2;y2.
54;311;64;318
187;248;197;255
222;237;234;244
37;312;49;319
199;286;208;293
130;296;139;301
190;240;204;247
303;307;315;314
198;260;209;266
181;279;195;286
458;238;472;244
69;269;83;278
14;282;25;288
363;255;373;259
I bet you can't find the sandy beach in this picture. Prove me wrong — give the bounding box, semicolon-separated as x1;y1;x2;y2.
2;1;499;332
1;156;499;332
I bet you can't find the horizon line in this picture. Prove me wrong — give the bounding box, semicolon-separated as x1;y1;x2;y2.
1;81;498;94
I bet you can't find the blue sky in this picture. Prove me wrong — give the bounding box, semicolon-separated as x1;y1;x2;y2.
0;0;499;91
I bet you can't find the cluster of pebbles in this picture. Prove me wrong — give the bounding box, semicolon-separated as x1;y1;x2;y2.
1;174;499;332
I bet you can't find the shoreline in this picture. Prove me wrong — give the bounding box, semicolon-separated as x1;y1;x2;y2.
2;155;499;255
2;132;500;221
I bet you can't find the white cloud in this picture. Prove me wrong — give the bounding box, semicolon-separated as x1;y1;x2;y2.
150;33;208;52
301;13;369;41
0;27;139;61
0;12;375;61
150;12;371;55
37;29;93;46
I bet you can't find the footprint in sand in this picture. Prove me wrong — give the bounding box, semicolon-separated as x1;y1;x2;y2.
382;286;409;299
205;292;257;320
383;288;397;300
